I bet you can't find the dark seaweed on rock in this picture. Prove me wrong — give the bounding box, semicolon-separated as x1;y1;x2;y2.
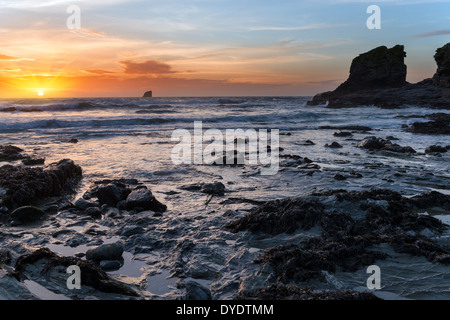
227;189;450;283
236;284;381;300
0;159;82;210
0;145;25;161
225;198;325;235
11;248;139;297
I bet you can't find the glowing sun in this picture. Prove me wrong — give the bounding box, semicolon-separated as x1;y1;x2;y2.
37;91;44;97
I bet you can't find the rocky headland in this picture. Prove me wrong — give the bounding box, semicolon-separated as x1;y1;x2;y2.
307;43;450;111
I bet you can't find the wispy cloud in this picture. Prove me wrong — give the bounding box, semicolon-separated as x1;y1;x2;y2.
84;69;115;75
248;23;344;32
0;53;34;61
414;29;450;38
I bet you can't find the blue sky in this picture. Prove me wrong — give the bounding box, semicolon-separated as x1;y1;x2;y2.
0;0;449;97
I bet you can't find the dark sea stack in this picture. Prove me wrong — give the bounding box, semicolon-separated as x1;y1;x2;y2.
143;91;153;98
433;43;450;88
0;159;82;210
336;45;407;92
307;43;450;109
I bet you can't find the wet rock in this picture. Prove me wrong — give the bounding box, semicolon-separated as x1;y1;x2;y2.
116;200;127;210
10;206;45;224
408;191;450;210
320;125;372;132
0;107;16;112
225;198;325;235
0;159;82;210
103;207;122;219
0;145;25;162
99;260;123;271
96;183;129;207
22;157;45;166
257;242;387;283
236;284;381;300
117;225;145;237
425;145;448;154
184;280;212;300
409;120;450;135
201;182;226;196
74;198;99;210
358;136;416;153
325;142;342;149
228;189;450;283
334;174;347;181
12;248;138;296
86;241;124;262
334;131;353;137
299;140;315;146
84;207;102;219
125;188;167;212
0;249;11;265
382;144;416;153
358;136;385;150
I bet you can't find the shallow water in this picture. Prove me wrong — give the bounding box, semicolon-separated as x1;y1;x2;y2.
0;97;449;299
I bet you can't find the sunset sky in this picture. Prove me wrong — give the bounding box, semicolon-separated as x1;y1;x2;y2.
0;0;449;98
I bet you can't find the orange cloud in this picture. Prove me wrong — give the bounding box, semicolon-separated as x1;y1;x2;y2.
0;54;17;60
120;60;175;75
0;53;34;61
84;69;115;75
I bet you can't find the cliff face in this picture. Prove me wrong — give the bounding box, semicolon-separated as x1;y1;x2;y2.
336;45;407;93
433;43;450;88
307;43;450;109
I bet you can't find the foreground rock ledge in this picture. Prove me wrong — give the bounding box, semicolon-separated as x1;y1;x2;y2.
0;159;82;210
226;189;450;283
11;248;139;297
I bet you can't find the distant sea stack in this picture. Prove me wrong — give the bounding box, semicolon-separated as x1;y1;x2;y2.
143;91;153;98
307;43;450;109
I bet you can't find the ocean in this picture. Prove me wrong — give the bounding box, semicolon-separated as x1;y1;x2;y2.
0;96;449;299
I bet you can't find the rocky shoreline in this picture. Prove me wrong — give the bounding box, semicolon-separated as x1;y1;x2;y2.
0;136;448;300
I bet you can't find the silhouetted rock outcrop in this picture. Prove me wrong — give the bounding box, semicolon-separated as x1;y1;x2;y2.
307;43;450;110
433;43;450;88
336;45;407;92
